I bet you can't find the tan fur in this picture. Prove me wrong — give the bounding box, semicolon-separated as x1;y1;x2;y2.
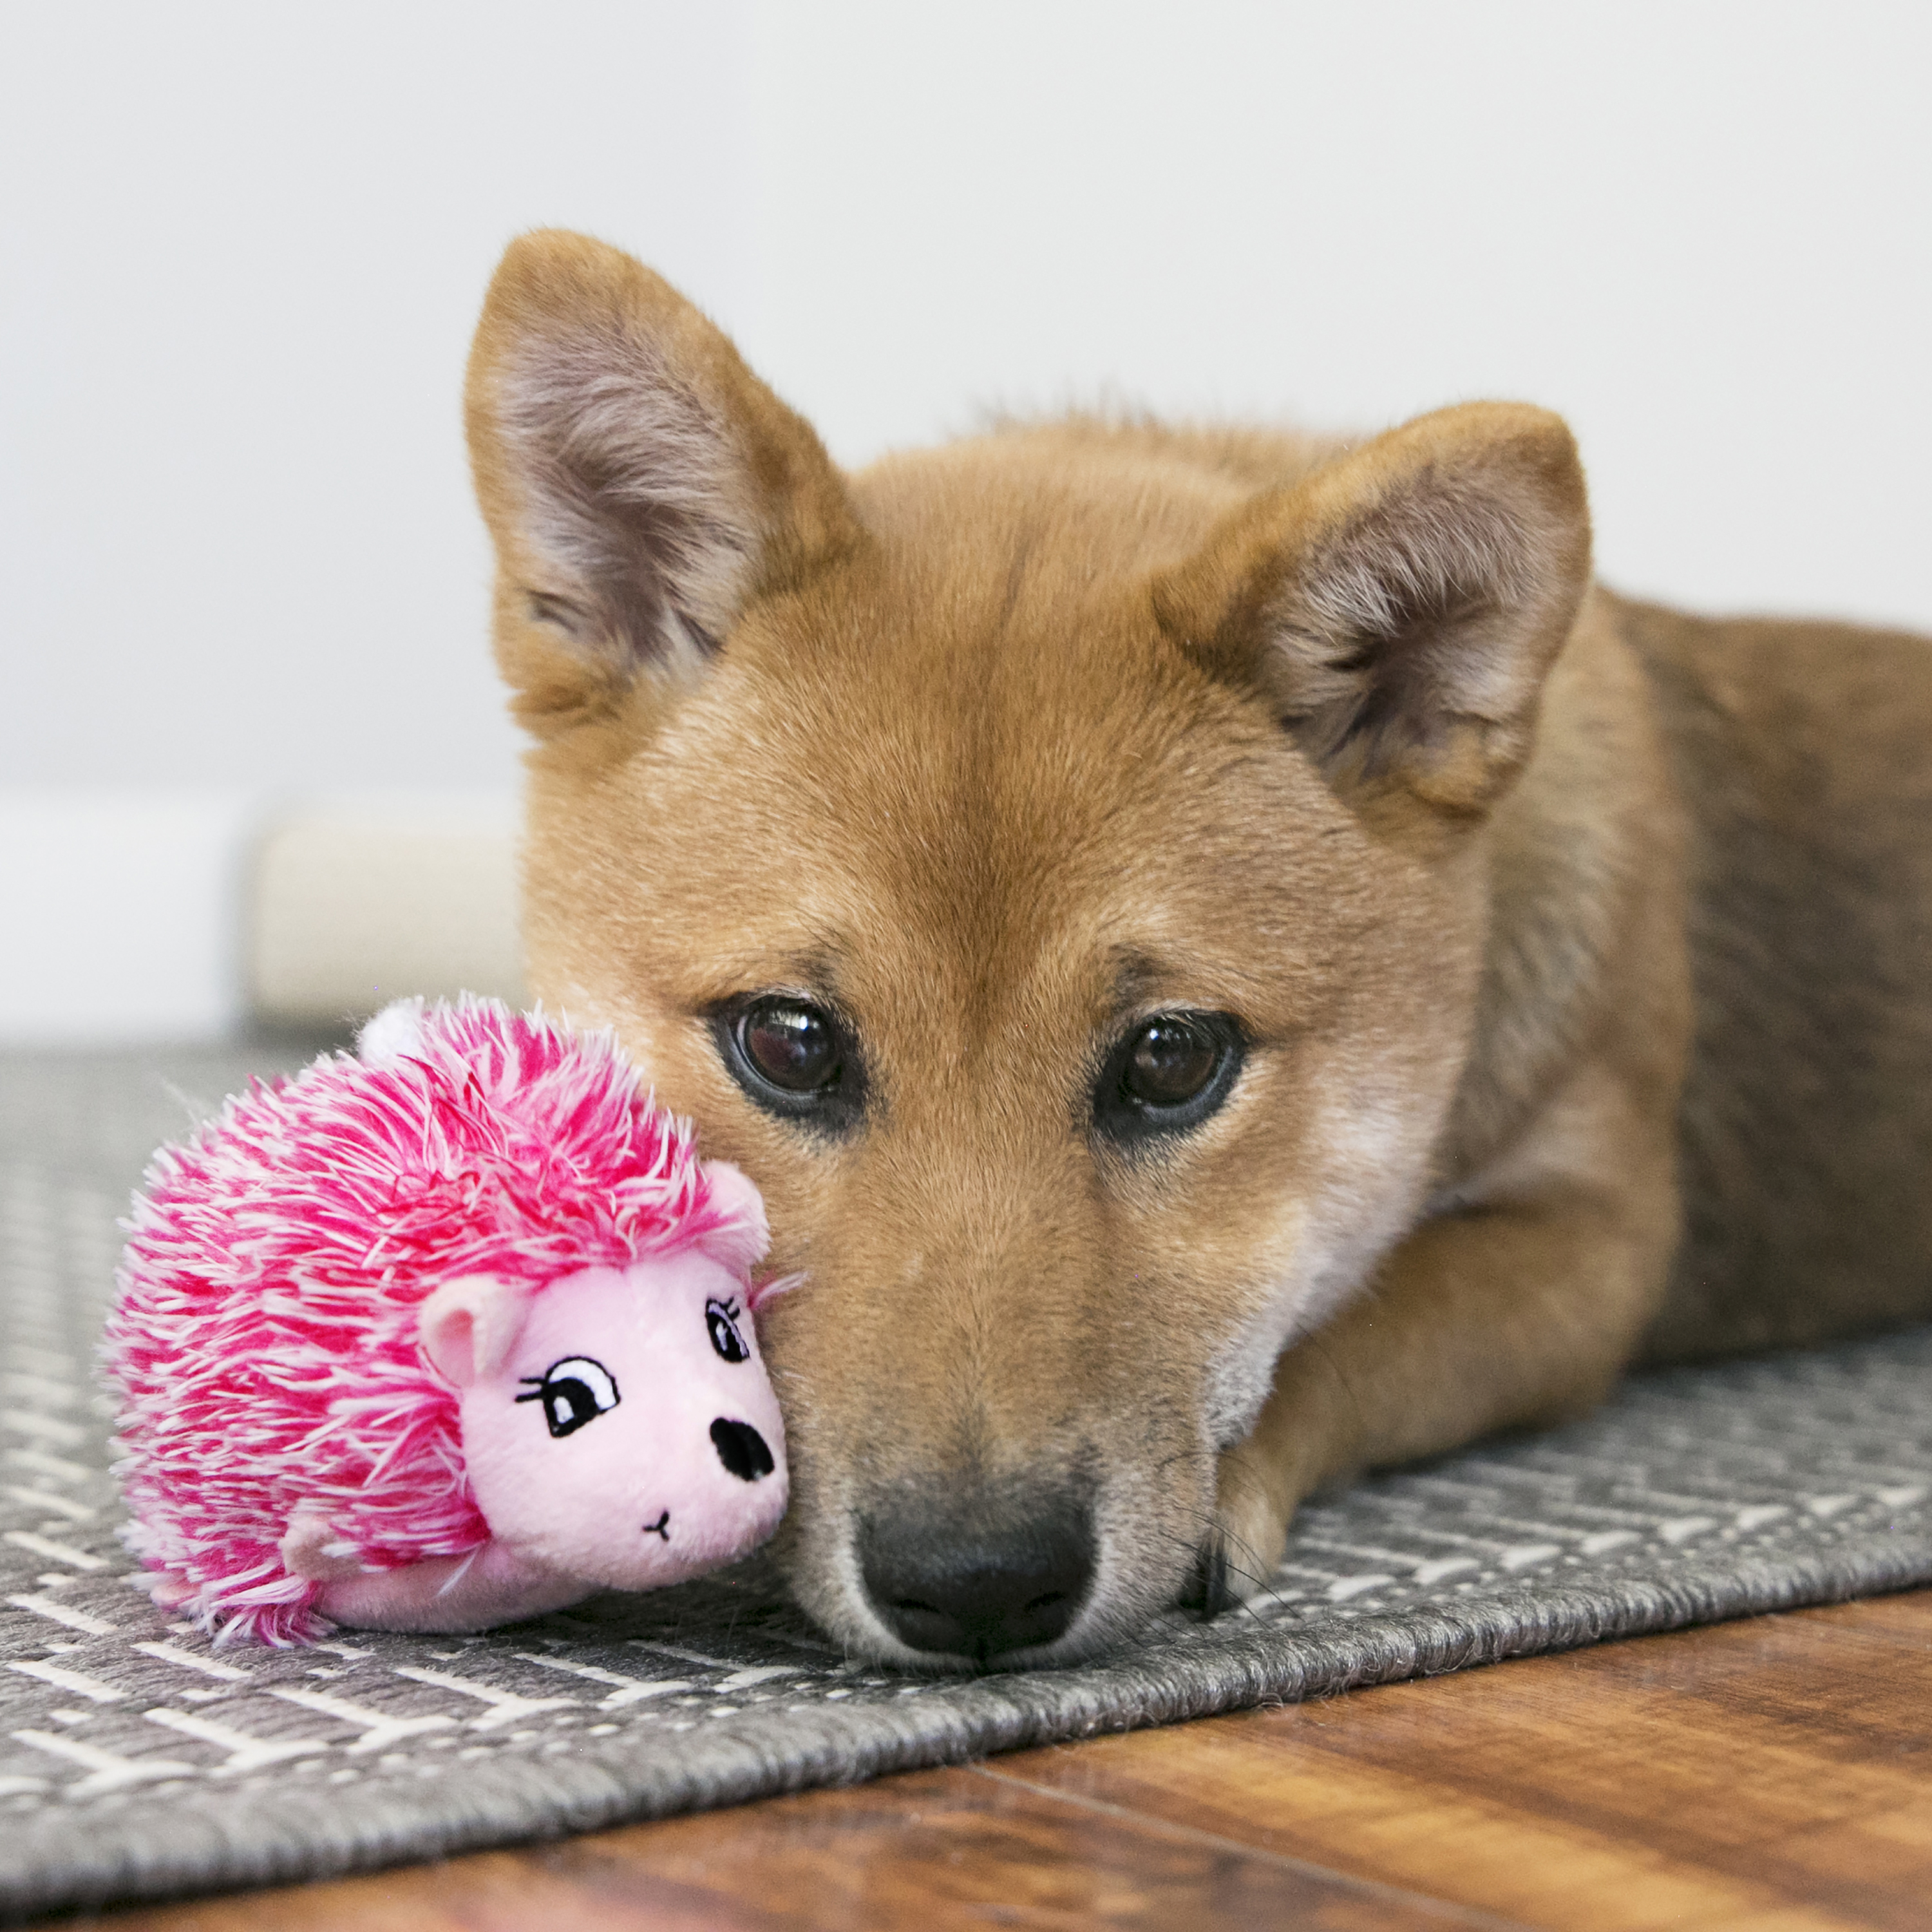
465;231;1932;1663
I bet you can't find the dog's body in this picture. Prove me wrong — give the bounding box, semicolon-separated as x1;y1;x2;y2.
465;231;1932;1666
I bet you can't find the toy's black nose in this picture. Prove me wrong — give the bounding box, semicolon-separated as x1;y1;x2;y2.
858;1493;1095;1661
710;1417;775;1481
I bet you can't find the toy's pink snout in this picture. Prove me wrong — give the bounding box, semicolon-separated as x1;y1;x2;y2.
421;1253;789;1593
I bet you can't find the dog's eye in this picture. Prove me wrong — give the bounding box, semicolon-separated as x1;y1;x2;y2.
713;993;867;1131
739;999;840;1092
1094;1011;1243;1145
1123;1017;1221;1107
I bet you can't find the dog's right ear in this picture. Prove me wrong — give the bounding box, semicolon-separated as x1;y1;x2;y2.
466;231;860;735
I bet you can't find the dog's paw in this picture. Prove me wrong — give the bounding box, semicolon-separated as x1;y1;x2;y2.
1180;1470;1294;1618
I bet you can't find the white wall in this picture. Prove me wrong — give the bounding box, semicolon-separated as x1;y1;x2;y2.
743;1;1932;631
0;792;256;1041
5;1;1929;1038
0;0;754;795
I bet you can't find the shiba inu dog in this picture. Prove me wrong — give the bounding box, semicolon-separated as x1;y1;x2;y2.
464;230;1932;1667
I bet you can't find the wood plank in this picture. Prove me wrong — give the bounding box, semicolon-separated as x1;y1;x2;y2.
990;1593;1932;1932
87;1763;1495;1932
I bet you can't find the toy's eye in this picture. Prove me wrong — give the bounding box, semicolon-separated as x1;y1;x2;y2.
515;1356;620;1438
706;1297;750;1365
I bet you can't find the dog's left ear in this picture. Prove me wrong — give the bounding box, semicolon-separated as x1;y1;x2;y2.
1154;402;1591;819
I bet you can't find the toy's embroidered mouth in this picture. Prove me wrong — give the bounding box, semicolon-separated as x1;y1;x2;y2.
643;1510;671;1540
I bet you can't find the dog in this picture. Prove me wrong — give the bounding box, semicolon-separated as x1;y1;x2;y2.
462;229;1932;1668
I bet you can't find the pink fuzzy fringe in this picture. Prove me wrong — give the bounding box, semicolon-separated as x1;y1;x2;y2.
104;999;753;1645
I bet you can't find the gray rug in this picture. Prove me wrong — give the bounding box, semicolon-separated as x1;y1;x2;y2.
6;1045;1932;1919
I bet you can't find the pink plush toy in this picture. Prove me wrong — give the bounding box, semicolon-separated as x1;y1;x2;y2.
105;997;789;1646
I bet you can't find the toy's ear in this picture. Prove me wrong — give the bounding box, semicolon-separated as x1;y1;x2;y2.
697;1160;770;1273
418;1276;533;1388
358;997;429;1068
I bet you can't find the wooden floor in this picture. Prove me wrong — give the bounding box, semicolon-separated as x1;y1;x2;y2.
75;1590;1932;1931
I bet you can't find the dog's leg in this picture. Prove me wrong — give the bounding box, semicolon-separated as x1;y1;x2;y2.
1208;1078;1680;1602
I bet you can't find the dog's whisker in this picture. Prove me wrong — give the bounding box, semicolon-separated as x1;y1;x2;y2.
1171;1495;1298;1598
1144;1503;1298;1622
1144;1522;1293;1623
1305;1327;1371;1432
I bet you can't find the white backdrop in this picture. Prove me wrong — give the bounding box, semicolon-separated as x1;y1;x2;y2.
1;1;753;797
741;2;1932;632
3;1;1928;1034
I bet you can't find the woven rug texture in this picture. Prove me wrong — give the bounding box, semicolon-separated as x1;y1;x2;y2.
5;1045;1932;1918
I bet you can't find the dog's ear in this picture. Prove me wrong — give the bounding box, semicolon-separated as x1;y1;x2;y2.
1155;403;1591;819
466;230;860;734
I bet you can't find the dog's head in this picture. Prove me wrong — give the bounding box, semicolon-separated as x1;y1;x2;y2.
465;232;1591;1665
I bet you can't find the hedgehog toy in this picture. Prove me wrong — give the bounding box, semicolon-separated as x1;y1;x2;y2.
104;997;790;1646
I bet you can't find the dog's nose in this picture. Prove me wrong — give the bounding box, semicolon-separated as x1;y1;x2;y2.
858;1498;1095;1660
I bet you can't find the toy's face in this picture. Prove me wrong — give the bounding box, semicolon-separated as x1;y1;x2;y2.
450;1256;789;1589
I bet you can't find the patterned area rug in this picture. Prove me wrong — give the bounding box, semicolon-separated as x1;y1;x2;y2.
6;1045;1932;1918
